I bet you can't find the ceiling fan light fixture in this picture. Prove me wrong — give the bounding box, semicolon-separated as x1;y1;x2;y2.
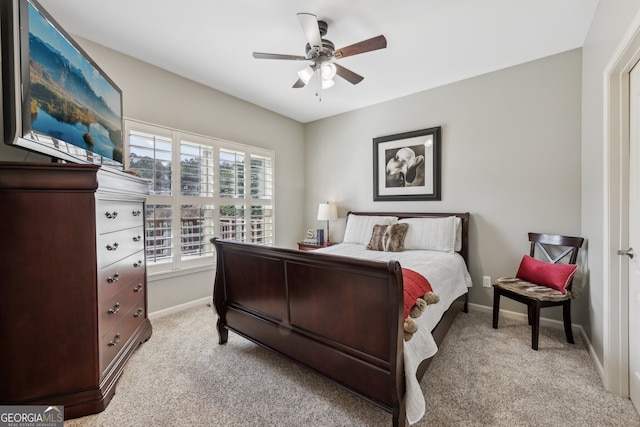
321;63;337;80
297;66;315;85
321;78;335;89
252;13;387;97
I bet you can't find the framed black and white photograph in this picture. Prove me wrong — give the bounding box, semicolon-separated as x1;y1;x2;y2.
373;127;441;201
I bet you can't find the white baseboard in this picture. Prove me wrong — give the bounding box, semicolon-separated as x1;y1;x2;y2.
468;303;568;329
148;296;211;320
583;328;605;382
469;303;602;380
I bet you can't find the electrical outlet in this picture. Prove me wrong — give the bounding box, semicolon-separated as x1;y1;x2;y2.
482;276;492;288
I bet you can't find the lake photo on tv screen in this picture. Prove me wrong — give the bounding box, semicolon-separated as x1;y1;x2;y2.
27;1;123;162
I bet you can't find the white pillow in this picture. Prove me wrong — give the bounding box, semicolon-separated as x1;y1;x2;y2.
399;216;457;252
343;214;398;244
454;216;462;251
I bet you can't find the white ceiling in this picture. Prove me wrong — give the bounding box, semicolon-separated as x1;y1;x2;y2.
37;0;600;124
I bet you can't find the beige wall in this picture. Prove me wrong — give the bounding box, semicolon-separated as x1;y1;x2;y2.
304;50;583;322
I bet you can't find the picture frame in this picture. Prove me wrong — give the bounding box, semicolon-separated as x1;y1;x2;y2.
373;126;441;201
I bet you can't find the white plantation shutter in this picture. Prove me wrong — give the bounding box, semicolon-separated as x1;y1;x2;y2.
125;119;275;273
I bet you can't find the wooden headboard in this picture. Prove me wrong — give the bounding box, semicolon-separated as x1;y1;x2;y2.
346;212;470;267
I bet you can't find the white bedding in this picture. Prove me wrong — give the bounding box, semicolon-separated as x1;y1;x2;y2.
314;242;472;425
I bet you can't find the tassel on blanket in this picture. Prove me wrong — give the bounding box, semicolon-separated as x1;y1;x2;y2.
409;292;440;318
402;268;440;341
404;318;418;342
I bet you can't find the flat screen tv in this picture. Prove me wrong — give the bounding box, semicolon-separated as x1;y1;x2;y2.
0;0;123;168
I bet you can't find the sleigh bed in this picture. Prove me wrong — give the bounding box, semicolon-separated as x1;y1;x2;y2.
212;212;472;426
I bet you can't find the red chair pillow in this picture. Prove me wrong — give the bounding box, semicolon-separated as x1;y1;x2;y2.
515;255;578;294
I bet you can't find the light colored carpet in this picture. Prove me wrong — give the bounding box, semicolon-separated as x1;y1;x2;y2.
66;305;640;426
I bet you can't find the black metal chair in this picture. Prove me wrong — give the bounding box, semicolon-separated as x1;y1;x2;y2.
492;233;584;350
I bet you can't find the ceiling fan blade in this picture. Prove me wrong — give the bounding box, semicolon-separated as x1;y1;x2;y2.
297;13;322;54
334;63;364;85
253;52;307;61
292;79;307;88
333;35;387;59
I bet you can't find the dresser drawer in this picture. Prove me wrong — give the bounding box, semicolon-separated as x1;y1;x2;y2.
97;226;145;268
98;250;145;299
100;301;146;376
99;281;146;339
96;199;144;235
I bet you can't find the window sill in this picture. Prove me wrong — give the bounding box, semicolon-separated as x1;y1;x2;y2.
148;262;215;281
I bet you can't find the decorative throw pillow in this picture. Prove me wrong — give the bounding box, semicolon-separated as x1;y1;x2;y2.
515;255;578;294
367;223;409;252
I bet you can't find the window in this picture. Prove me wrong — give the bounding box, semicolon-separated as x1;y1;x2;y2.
249;154;274;245
125;120;274;273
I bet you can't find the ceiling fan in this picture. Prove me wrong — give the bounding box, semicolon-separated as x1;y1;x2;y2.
252;13;387;94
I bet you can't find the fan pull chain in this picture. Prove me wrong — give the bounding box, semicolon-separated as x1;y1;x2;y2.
316;68;322;101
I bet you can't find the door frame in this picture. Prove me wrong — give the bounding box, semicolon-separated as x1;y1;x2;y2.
604;11;640;397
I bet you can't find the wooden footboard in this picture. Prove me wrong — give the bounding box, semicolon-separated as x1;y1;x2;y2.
212;212;469;426
212;239;408;424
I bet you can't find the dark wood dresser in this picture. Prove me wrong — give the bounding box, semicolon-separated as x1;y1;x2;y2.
0;162;152;419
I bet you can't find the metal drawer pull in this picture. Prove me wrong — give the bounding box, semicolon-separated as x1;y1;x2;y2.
132;235;141;242
106;243;119;251
108;333;121;347
132;210;141;217
107;273;120;283
617;248;634;259
133;260;143;268
108;302;120;315
134;308;144;318
105;211;118;219
133;284;143;293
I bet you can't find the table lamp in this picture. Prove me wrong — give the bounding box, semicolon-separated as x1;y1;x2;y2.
317;203;338;244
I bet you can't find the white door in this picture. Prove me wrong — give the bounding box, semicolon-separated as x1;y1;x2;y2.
628;62;640;412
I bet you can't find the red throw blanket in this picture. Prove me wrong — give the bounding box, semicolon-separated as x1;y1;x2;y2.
402;268;433;318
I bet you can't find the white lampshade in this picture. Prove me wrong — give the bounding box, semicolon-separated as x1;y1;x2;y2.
321;78;335;89
321;63;337;80
297;66;315;85
320;63;336;89
317;203;338;221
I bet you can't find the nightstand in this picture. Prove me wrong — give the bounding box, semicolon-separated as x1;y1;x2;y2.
297;242;332;251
